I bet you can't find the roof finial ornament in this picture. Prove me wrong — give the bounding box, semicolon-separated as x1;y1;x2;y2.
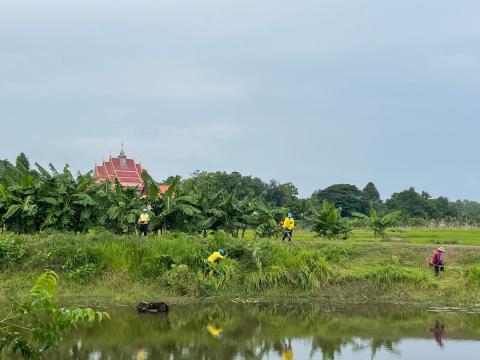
119;142;126;158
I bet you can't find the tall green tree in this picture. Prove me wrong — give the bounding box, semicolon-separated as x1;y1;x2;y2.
362;182;381;210
312;184;368;217
384;187;434;220
264;180;299;208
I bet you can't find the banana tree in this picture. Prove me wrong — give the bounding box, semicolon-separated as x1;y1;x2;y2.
155;177;201;233
195;187;225;237
249;198;283;239
36;165;79;231
105;180;143;233
308;200;351;240
352;209;401;240
0;157;40;232
215;191;247;237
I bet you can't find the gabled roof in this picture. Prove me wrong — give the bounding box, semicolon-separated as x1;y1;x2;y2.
94;148;169;195
95;150;144;188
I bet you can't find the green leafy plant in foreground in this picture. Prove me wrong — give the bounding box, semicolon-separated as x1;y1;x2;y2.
0;270;109;359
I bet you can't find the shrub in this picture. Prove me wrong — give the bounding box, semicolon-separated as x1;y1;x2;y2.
162;264;200;296
137;254;175;279
67;263;97;283
0;236;27;268
33;239;99;272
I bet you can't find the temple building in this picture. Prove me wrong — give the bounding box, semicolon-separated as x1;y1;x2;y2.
94;147;169;194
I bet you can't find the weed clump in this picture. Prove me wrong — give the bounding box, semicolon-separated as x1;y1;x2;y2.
320;244;358;263
466;265;480;285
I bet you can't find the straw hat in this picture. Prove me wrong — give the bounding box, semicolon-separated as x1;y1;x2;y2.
438;246;445;252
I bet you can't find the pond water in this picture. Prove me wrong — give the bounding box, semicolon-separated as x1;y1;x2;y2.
29;303;480;359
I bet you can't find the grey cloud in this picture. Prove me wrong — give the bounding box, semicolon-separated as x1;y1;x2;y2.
1;0;480;199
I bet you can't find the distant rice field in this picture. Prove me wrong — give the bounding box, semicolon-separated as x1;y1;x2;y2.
246;229;480;245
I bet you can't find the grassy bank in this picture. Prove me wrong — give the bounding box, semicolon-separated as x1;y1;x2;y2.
1;231;480;306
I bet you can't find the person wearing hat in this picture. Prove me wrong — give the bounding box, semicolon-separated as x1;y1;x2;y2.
431;247;446;276
138;207;150;236
282;213;295;242
208;249;226;264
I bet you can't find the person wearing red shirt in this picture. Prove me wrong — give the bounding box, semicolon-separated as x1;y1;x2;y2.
431;247;445;276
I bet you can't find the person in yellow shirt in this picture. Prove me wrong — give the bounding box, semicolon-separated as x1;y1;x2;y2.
208;249;225;263
282;213;295;242
138;207;150;236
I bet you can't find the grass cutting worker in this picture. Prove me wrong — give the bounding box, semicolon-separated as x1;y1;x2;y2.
138;208;150;236
430;247;445;276
208;249;225;263
282;213;295;242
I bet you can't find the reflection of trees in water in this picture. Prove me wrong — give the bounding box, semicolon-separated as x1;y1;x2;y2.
370;339;401;359
45;304;477;360
310;337;401;360
310;336;346;360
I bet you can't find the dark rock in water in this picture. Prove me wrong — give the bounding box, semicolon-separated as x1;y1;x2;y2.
137;302;169;314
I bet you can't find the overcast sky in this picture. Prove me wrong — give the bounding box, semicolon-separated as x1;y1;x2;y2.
1;0;479;199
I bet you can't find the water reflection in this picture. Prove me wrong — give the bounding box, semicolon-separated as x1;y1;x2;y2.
207;324;224;340
274;339;293;360
430;321;445;348
11;303;480;359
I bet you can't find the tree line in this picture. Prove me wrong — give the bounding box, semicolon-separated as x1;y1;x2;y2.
175;171;480;226
0;154;282;236
2;153;480;235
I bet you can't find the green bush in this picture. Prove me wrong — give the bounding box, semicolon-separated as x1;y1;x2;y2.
162;264;200;296
32;238;99;272
0;236;27;268
67;263;98;283
138;254;175;279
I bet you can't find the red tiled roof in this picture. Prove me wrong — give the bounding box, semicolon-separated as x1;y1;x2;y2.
115;170;140;178
104;161;115;179
95;152;169;195
95;154;144;188
126;159;137;171
159;184;170;193
95;165;107;179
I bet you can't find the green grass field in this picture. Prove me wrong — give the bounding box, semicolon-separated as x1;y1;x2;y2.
262;229;480;245
2;229;480;307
